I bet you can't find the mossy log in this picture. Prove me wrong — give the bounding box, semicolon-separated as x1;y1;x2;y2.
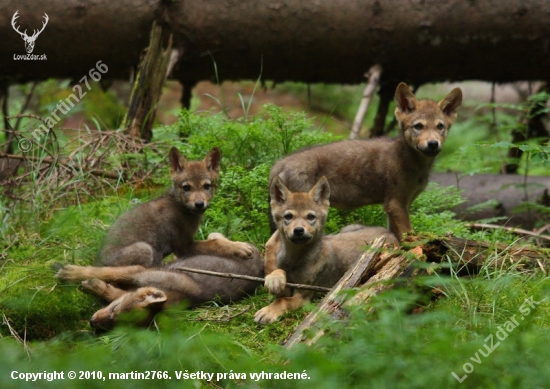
284;235;549;348
416;235;548;271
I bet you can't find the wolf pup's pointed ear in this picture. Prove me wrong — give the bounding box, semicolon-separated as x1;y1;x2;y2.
309;176;330;206
205;147;221;173
169;147;186;173
395;83;417;113
438;88;463;117
270;176;290;205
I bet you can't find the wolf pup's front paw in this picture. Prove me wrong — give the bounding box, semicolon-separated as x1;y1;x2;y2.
231;241;255;259
207;233;255;259
254;305;281;325
264;269;286;295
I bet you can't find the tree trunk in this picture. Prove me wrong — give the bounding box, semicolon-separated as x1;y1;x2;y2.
370;81;399;137
123;23;172;141
2;1;550;85
1;1;157;83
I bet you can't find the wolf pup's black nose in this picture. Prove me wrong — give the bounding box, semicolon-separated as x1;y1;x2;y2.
293;227;305;236
427;140;439;150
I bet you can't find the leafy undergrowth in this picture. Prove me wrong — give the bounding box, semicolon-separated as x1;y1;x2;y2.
1;105;549;388
2;274;550;389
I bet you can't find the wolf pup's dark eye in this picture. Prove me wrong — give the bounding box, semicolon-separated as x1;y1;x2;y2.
413;123;423;130
203;183;212;190
437;123;445;130
284;213;293;220
307;213;316;221
182;184;191;191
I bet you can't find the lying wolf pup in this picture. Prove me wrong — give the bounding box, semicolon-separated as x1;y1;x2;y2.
58;237;263;330
99;146;254;267
254;176;397;324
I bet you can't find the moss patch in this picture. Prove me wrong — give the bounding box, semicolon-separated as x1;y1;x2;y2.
0;265;100;339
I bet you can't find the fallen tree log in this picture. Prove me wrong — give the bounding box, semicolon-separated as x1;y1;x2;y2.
418;235;548;272
2;0;550;85
430;172;550;230
283;234;549;348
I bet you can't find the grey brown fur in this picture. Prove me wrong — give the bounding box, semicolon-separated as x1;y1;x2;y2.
254;176;397;324
269;83;462;238
58;244;263;330
99;146;254;267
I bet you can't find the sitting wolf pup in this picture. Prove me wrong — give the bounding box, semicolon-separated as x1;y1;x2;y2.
99;146;254;267
254;176;397;324
58;239;263;330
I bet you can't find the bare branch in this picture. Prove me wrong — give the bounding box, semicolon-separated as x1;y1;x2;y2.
349;64;383;140
172;266;332;293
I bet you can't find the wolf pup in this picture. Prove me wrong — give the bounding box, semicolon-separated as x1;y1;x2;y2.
99;147;254;267
254;176;397;324
269;82;462;239
58;239;263;330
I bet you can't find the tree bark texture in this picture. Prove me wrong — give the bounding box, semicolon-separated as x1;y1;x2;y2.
2;1;550;85
1;0;157;83
123;23;172;141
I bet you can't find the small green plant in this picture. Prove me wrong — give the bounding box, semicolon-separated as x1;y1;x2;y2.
172;104;338;169
437;90;550;177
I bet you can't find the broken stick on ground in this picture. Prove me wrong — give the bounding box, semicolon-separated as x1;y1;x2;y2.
172;266;332;293
284;237;411;349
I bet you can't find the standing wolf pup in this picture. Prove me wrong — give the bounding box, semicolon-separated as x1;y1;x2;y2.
254;176;397;324
269;82;462;239
99;146;254;267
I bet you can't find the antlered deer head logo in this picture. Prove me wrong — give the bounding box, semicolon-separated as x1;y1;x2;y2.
11;11;49;54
